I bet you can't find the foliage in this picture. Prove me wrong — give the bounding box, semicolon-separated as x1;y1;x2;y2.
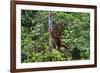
21;10;90;63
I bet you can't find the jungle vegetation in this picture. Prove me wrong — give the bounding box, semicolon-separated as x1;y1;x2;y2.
21;10;90;63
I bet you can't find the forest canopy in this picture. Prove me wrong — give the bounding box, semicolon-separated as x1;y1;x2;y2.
21;10;90;63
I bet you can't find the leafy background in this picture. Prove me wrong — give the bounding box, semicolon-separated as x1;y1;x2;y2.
21;10;90;63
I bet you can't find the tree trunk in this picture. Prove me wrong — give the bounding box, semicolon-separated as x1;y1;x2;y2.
48;12;56;49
